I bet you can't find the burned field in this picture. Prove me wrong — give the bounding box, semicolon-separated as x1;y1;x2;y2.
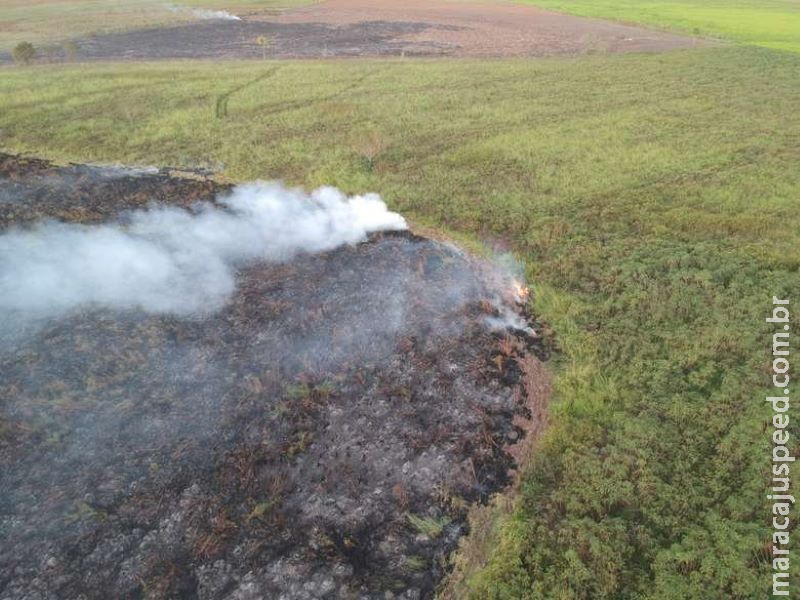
0;154;222;229
0;0;709;63
0;154;549;599
58;20;451;61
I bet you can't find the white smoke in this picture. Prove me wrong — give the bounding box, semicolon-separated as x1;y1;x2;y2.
189;8;241;21
0;183;406;325
485;308;534;335
165;4;241;21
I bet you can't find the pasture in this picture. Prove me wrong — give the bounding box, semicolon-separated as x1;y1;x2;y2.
1;1;797;597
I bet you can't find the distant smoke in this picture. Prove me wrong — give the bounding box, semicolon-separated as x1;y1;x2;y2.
0;183;406;330
189;8;241;21
166;4;241;21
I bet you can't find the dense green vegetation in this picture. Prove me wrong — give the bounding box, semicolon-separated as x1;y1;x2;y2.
1;46;798;597
525;0;800;53
0;0;310;48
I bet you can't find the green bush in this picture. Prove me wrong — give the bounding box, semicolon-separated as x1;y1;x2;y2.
12;41;36;65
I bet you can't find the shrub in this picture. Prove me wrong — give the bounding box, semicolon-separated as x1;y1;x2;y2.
43;45;59;63
12;42;36;65
255;35;272;59
63;41;79;61
352;130;390;172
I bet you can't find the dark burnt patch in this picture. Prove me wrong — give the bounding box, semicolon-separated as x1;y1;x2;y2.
0;153;226;228
0;154;549;600
0;20;458;63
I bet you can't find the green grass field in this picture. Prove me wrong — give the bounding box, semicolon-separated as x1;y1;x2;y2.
525;0;800;53
1;45;797;596
0;0;311;48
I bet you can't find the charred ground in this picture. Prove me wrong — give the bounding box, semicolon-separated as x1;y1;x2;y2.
0;0;709;63
0;154;549;600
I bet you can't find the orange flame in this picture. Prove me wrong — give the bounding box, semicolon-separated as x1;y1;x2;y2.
512;279;530;303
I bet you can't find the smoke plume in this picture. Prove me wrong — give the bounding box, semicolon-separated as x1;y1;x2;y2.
166;4;242;21
0;182;406;329
189;8;241;21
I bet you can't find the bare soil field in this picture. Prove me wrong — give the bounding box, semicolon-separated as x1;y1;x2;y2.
1;0;710;62
267;0;711;57
0;154;549;599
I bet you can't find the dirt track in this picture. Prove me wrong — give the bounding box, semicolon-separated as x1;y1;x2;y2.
1;0;710;62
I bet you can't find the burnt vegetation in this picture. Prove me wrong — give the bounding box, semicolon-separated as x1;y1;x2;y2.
0;154;550;599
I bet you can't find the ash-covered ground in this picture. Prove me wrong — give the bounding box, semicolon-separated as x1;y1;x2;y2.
0;0;709;63
0;154;549;600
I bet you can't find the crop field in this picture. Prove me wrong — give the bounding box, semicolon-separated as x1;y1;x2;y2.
1;0;798;598
523;0;800;53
